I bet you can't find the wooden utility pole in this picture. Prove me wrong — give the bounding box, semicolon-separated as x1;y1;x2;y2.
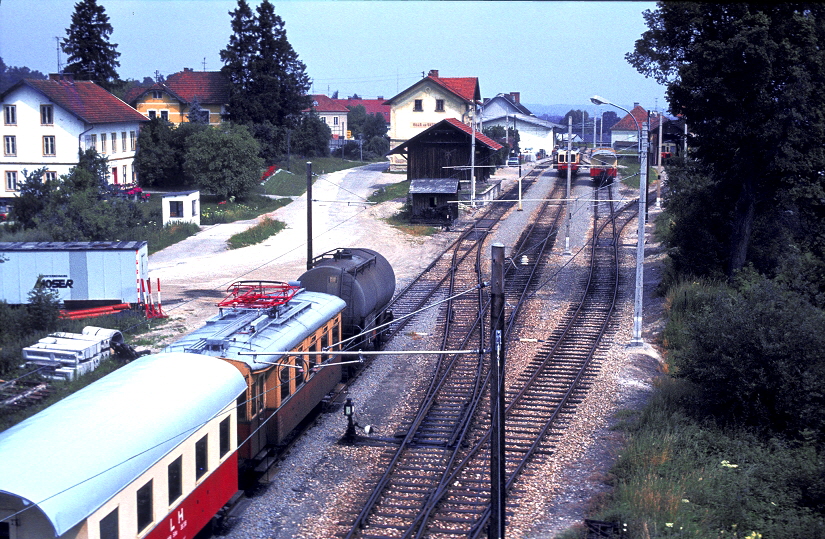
306;162;313;270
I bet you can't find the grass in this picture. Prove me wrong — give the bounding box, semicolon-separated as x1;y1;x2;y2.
262;157;383;197
368;179;410;204
200;193;291;225
227;217;286;249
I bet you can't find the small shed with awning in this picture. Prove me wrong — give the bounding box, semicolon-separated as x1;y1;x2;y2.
408;178;461;223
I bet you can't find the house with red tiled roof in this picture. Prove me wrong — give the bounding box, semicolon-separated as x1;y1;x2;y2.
304;94;350;145
384;69;481;170
0;73;149;207
608;103;669;152
333;97;390;128
125;69;229;126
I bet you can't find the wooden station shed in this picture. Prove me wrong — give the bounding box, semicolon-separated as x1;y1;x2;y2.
388;118;503;224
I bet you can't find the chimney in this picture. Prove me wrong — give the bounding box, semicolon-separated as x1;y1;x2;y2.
50;73;75;83
510;92;520;104
184;67;193;72
428;69;439;78
633;102;639;109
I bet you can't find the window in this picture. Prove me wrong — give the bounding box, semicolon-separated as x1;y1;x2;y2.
168;456;183;504
148;110;156;119
195;435;208;479
5;172;17;191
435;99;445;112
320;116;326;124
192;199;197;217
219;417;230;457
101;133;107;153
237;394;247;422
413;99;423;112
280;364;291;400
41;105;53;125
99;507;119;539
321;332;329;367
90;134;97;151
256;375;265;414
169;200;183;218
333;116;339;125
123;165;128;184
3;105;15;125
130;131;136;151
43;136;55;156
43;171;57;182
136;480;153;532
152;90;163;99
121;131;127;152
3;135;15;156
111;132;117;152
160;110;169;121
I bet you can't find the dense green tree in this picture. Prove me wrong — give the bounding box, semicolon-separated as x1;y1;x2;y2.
628;3;825;277
672;275;825;439
221;0;311;126
61;0;121;90
220;0;256;97
134;118;180;188
290;113;331;158
10;152;145;241
0;57;47;93
187;97;211;125
365;135;390;157
183;124;263;199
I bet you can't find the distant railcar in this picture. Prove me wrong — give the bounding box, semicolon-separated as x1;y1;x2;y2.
555;148;580;175
590;148;618;186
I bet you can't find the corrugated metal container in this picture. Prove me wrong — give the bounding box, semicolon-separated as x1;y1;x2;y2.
0;241;148;305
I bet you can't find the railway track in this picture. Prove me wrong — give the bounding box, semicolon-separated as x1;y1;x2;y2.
337;178;638;539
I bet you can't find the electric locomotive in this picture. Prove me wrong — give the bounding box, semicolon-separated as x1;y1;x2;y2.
555;148;580;175
589;148;618;186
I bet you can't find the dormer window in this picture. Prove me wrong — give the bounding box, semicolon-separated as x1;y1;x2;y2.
152;90;163;99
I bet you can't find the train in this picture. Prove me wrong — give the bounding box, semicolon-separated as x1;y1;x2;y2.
589;148;618;186
0;247;395;539
555;148;580;175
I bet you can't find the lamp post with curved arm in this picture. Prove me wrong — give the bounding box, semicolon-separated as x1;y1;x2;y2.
590;95;648;345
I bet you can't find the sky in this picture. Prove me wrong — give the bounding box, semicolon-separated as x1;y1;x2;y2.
0;0;668;114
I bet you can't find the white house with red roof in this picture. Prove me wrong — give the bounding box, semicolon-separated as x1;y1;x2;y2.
1;73;149;208
384;69;481;170
480;92;560;157
333;96;391;128
608;103;668;152
125;69;229;126
305;94;350;143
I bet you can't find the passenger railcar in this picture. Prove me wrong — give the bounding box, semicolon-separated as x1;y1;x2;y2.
0;247;396;539
589;148;618;186
555;148;580;175
0;285;346;539
0;353;247;539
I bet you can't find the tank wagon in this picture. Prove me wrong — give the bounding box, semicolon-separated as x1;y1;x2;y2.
298;247;395;349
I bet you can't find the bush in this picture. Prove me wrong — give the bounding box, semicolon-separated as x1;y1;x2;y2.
669;273;825;439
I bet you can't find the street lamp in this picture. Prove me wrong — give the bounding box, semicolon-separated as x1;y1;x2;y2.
590;95;648;346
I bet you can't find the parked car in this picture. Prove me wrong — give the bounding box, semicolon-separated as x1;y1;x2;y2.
507;157;520;166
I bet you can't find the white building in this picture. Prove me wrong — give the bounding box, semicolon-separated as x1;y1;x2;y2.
1;73;149;209
479;92;560;156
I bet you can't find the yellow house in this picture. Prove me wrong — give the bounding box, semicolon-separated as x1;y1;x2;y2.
126;69;228;126
384;69;481;170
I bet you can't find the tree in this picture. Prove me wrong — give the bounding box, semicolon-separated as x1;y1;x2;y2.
187;97;211;125
183;124;263;199
134;118;181;188
221;0;311;126
627;3;825;277
0;57;47;93
61;0;121;90
290;113;331;158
